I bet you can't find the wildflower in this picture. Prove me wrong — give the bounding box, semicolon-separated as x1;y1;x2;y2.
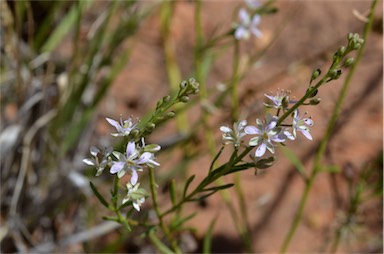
122;182;147;212
106;116;138;137
292;110;314;140
83;146;113;176
110;141;160;184
235;8;262;40
245;115;286;157
220;120;247;147
245;0;261;9
264;89;293;109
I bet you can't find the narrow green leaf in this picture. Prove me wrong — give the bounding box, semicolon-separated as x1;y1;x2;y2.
203;218;217;254
149;231;175;254
202;183;234;192
170;212;197;230
183;174;195;198
321;165;341;173
90;181;109;208
42;1;92;52
281;146;307;180
209;146;224;173
169;179;177;206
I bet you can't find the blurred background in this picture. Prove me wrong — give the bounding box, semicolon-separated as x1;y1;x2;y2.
1;0;382;253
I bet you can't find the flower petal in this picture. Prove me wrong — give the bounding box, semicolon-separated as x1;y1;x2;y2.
301;129;313;140
255;142;267;157
83;158;95;166
110;161;125;174
245;125;259;135
220;126;232;133
126;142;136;158
131;170;138;185
106;118;122;131
304;118;314;126
136;152;152;164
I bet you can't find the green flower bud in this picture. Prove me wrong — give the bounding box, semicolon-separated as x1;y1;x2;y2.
307;87;318;98
163;95;171;103
311;69;321;82
145;122;156;131
166;111;175;118
144;144;161;153
309;97;321;105
282;96;290;109
329;69;342;80
347;33;354;40
180;80;188;89
338;46;346;56
344;58;354;67
129;129;140;139
180;96;189;103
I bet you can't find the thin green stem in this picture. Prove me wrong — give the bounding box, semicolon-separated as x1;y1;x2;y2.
280;1;377;252
149;167;181;253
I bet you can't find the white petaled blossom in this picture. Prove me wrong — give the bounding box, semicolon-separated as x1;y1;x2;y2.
122;182;147;212
245;0;261;9
235;8;262;40
110;141;160;185
106;116;138;137
220;120;247;147
292;110;314;140
264;89;293;109
83;146;113;176
245;115;286;157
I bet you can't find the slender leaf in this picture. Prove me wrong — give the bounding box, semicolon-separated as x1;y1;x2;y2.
90;181;109;208
183;174;195;198
170;212;197;231
169;179;177;206
281;146;307;180
202;183;234;192
149;231;175;254
203;217;217;254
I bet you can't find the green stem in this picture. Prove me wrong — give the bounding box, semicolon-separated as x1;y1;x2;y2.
149;167;181;253
280;1;377;252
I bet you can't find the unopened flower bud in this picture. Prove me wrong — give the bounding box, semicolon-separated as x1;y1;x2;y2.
163;95;171;103
145;122;156;131
144;144;161;153
166;111;175;118
338;46;346;56
329;69;342;80
310;69;321;82
129;129;140;139
344;58;354;67
307;87;318;98
309;98;321;105
180;96;189;103
282;96;290;109
180;80;188;89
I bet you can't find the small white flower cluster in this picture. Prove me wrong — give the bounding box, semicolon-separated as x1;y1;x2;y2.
220;90;314;158
84;116;161;212
234;0;262;40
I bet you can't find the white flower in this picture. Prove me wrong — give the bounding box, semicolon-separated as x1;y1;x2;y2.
292;110;314;140
106;116;137;137
122;182;147;212
83;146;113;176
245;115;286;157
110;142;160;184
264;89;293;109
245;0;261;9
235;8;262;40
220;120;247;147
